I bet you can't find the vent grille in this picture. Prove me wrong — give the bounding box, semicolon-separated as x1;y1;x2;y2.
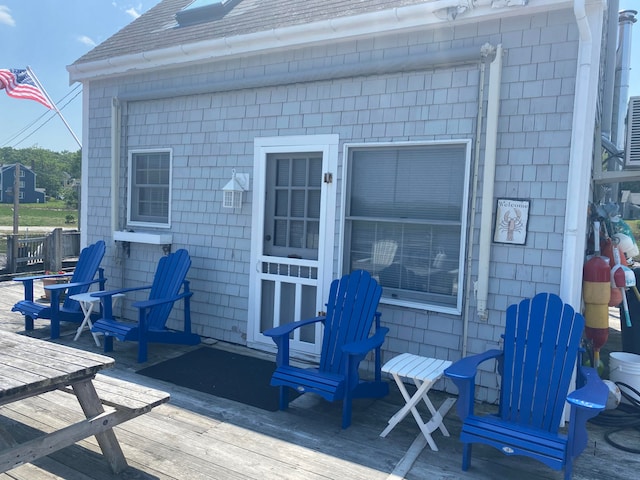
626;97;640;167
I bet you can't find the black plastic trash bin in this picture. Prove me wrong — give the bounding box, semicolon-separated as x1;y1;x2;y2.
621;267;640;355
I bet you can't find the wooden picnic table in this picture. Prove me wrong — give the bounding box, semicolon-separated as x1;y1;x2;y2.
0;330;169;474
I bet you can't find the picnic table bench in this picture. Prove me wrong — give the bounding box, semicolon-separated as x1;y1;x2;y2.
0;330;169;473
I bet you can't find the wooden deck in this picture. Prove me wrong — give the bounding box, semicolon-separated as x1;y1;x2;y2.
0;280;638;479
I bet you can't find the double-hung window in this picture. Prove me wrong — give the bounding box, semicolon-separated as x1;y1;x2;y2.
127;149;172;227
343;141;471;313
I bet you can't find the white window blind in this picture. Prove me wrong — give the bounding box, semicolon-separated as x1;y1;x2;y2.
344;143;469;310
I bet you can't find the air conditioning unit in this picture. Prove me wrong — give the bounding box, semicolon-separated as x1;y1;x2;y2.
625;96;640;167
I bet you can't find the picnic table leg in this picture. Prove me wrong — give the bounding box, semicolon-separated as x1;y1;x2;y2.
72;379;128;474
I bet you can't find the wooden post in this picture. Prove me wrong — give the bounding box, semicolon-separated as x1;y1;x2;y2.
7;235;17;273
44;228;63;273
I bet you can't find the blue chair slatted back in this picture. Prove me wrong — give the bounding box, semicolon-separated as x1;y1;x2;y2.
145;249;191;331
500;293;585;433
61;240;106;312
319;270;383;375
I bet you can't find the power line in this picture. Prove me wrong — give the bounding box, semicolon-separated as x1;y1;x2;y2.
1;84;82;149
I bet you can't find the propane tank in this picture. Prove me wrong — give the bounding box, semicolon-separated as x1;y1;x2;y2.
583;221;610;367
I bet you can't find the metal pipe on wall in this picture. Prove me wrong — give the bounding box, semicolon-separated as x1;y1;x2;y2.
613;9;638;150
461;44;491;356
475;44;503;321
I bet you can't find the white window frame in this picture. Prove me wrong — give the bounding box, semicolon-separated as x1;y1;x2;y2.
340;140;472;315
127;148;172;228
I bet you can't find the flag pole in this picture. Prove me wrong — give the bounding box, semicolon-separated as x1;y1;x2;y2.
26;66;82;149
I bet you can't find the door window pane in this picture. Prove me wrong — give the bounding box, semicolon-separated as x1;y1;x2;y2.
264;153;322;259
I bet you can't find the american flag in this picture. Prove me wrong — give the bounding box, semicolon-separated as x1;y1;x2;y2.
0;68;53;109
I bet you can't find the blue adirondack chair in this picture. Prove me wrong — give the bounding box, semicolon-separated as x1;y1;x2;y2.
91;249;200;363
263;269;389;429
444;293;608;480
12;240;106;339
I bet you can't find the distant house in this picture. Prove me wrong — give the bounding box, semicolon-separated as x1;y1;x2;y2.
67;0;634;402
0;163;45;204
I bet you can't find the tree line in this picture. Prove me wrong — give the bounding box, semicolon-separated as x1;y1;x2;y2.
0;147;81;203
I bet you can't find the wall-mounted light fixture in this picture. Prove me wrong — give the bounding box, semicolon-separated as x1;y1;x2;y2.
222;169;249;209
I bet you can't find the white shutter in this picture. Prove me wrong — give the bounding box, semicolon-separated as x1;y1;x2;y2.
625;96;640;167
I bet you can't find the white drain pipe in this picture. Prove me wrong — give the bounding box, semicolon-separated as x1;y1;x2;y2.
475;45;503;322
560;0;605;308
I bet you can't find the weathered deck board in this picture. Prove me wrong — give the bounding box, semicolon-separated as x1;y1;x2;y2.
0;280;639;479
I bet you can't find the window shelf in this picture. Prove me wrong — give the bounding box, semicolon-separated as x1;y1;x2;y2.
113;231;172;245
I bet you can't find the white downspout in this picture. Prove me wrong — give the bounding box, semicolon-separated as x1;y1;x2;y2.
111;98;121;236
79;84;89;248
561;0;605;308
475;45;503;321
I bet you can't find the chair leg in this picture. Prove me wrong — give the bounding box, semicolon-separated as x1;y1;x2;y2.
279;386;290;411
138;339;148;363
564;460;573;480
462;443;472;471
342;396;353;429
103;336;114;353
51;318;60;339
25;316;34;331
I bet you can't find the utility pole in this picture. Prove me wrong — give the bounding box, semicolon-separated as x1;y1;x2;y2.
13;163;19;234
13;163;19;267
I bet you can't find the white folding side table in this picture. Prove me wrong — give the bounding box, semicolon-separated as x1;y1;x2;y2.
380;353;456;451
69;292;125;347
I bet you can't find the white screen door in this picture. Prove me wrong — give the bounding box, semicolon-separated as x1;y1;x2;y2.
248;135;338;358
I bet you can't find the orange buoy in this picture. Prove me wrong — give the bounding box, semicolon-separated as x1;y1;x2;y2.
583;221;610;366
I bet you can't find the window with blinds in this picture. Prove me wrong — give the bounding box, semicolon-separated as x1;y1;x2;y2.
343;142;470;311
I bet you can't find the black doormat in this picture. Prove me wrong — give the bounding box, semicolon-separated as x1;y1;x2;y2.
137;347;297;411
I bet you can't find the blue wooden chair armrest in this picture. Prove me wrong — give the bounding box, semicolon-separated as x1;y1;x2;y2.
92;285;153;320
566;365;608;459
14;273;72;283
445;349;502;380
444;349;502;420
14;273;74;301
263;316;325;338
132;290;193;310
342;326;388;356
567;366;608;410
91;285;152;298
45;278;104;292
263;316;325;367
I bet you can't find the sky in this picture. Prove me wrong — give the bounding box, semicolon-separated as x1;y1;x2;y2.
0;0;639;153
0;1;160;152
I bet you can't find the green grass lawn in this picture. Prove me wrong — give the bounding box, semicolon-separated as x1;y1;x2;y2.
0;200;78;229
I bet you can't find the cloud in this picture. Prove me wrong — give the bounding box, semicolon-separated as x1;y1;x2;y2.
77;35;97;47
0;6;16;26
125;7;141;19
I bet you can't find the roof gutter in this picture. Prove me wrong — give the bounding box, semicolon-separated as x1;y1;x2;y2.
67;0;569;83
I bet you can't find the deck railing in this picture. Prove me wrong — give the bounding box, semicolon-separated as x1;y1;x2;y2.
4;228;80;273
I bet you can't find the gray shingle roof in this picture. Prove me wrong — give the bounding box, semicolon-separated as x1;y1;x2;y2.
72;0;429;66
